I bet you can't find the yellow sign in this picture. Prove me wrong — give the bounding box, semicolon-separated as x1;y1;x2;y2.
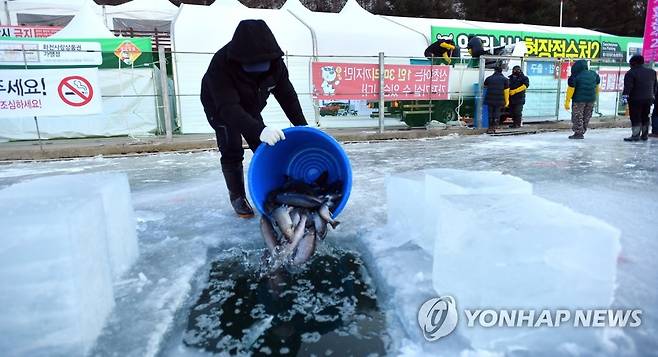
113;40;142;66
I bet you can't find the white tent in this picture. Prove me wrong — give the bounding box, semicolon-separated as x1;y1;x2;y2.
103;0;179;32
172;3;314;133
209;0;247;9
284;0;428;58
0;2;160;140
51;1;114;39
1;0;102;26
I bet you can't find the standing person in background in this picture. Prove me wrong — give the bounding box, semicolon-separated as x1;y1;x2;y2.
467;35;486;68
201;20;307;218
508;65;530;128
564;60;600;139
484;64;510;134
424;34;457;65
621;55;657;141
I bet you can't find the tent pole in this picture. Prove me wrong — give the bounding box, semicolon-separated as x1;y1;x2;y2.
34;117;44;152
378;52;385;133
4;0;10;26
158;46;173;141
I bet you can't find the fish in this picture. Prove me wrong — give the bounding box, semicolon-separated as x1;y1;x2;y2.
313;170;329;187
275;192;324;209
280;214;308;260
259;216;279;253
310;212;327;240
271;205;294;239
293;227;317;264
290;208;301;227
318;203;340;229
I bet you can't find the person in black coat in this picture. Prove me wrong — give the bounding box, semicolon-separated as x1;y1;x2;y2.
508;65;530;128
424;34;457;65
484;64;510;134
201;20;307;218
622;55;657;141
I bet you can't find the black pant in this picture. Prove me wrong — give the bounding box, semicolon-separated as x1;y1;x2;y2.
628;100;652;127
487;105;502;128
208;116;261;169
509;103;524;127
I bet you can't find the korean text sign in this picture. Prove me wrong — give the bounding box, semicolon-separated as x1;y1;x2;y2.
643;0;658;61
0;68;102;118
312;62;450;100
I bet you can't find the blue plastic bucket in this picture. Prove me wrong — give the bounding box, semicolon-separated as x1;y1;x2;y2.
248;127;352;217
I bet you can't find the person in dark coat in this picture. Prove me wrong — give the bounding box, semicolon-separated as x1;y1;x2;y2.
564;60;600;139
622;55;657;141
508;65;529;128
201;20;307;218
483;64;510;134
424;34;457;65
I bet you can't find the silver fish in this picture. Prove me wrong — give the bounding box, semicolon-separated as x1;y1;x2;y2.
281;214;308;259
310;212;327;240
271;205;294;239
290;208;301;227
259;216;278;253
275;192;324;209
293;228;316;264
318;203;340;229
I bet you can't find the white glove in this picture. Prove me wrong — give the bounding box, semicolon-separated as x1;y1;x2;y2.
259;126;285;146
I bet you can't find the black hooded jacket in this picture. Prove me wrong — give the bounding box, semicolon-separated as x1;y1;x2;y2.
200;20;307;139
623;64;658;103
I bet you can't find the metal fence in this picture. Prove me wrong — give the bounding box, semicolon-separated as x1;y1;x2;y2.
0;45;640;142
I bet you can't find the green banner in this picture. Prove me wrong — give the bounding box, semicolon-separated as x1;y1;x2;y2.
431;26;642;62
0;37;153;69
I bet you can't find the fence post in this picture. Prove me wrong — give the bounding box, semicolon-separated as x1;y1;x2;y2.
158;45;173;141
555;58;563;121
378;52;385;134
475;56;485;128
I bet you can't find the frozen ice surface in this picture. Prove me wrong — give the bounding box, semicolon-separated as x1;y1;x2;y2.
2;173;138;281
0;184;114;356
428;177;621;350
387;169;532;253
0;128;656;356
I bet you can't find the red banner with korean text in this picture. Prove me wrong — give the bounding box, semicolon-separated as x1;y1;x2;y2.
0;26;62;38
643;0;658;62
312;62;450;100
598;70;627;92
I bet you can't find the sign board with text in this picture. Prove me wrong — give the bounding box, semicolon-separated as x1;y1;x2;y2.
0;40;102;66
0;68;102;118
312;62;450;100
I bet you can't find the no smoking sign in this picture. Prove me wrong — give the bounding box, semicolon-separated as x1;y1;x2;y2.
57;75;94;107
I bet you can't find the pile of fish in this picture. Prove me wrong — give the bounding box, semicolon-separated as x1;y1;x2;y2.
260;172;343;265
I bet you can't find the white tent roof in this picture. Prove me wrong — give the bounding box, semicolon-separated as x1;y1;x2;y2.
103;0;179;21
3;0;102;25
209;0;247;9
51;1;114;39
172;3;315;133
284;0;428;58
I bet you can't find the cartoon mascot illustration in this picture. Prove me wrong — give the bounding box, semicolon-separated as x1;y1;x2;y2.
321;66;340;95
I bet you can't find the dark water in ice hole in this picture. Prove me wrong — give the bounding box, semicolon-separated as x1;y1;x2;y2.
183;248;389;356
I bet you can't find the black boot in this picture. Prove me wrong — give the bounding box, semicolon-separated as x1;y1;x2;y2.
640;125;649;141
624;127;641;142
221;163;255;218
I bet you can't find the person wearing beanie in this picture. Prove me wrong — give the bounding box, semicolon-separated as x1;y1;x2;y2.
622;55;657;141
484;64;510;134
508;65;530;128
564;60;600;139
